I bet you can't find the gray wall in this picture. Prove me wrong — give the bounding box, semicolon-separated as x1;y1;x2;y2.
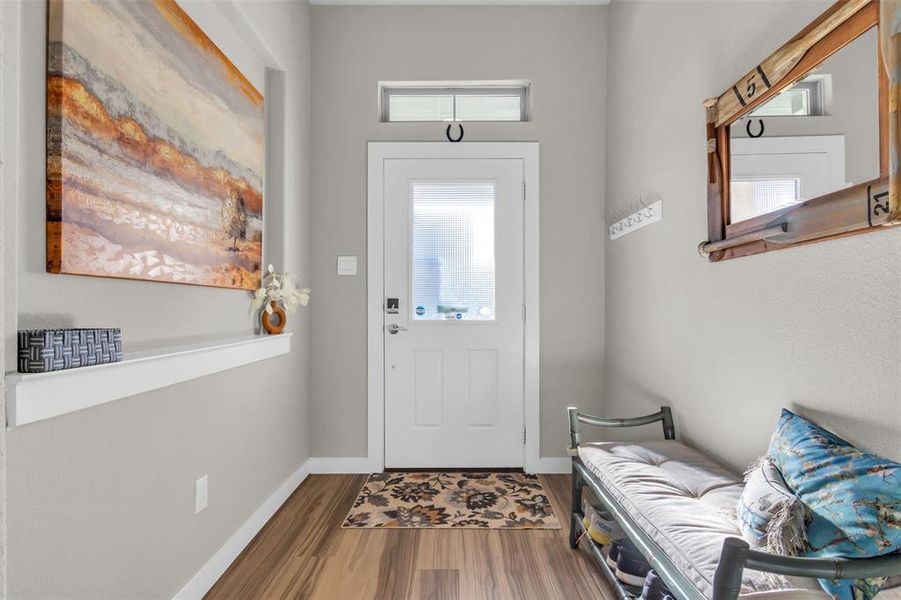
1;1;23;595
604;0;901;471
310;5;608;459
3;0;312;597
0;2;9;595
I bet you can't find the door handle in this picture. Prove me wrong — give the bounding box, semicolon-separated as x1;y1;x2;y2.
387;324;408;335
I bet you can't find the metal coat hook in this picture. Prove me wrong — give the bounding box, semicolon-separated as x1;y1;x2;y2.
638;194;653;219
746;118;765;138
446;122;464;143
608;192;663;240
606;193;661;227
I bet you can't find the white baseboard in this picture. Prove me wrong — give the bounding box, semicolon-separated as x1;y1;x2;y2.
308;455;569;474
532;457;572;474
306;456;379;474
172;460;311;600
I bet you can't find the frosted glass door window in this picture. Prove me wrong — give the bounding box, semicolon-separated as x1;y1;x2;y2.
411;182;495;321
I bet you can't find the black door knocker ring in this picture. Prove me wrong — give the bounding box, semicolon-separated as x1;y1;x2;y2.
746;118;765;138
446;122;464;143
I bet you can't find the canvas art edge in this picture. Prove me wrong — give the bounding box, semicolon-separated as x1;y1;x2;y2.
45;0;265;291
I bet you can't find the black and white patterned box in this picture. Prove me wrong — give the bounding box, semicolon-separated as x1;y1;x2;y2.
17;329;123;373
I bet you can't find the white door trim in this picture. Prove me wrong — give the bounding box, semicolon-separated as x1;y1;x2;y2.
367;142;540;473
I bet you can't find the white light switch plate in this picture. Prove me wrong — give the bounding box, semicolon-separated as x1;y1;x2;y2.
337;255;357;276
195;475;208;514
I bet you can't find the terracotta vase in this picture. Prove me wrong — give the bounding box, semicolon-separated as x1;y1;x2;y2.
261;300;287;335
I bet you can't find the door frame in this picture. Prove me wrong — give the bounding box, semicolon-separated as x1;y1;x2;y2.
367;142;540;473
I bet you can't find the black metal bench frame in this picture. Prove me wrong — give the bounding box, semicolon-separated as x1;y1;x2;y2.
567;406;901;600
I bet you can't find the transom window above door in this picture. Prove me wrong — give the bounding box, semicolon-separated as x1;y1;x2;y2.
379;81;531;123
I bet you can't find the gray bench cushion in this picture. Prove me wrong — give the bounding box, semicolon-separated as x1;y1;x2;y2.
579;440;829;599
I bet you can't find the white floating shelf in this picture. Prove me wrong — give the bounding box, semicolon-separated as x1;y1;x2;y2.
5;334;292;429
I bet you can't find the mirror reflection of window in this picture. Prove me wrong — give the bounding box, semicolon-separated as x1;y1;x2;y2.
750;75;828;117
729;26;879;224
731;178;800;222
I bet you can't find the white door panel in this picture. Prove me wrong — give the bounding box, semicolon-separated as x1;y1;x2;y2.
730;135;847;222
384;158;524;468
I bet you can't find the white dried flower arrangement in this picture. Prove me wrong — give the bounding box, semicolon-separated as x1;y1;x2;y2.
250;264;311;315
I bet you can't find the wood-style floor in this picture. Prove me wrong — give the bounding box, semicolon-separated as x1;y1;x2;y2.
206;474;613;600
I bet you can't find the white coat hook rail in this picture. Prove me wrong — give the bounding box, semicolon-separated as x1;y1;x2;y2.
608;192;663;240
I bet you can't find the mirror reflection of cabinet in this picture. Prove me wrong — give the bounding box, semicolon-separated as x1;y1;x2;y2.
701;0;900;261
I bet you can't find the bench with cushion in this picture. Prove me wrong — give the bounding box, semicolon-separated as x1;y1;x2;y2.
566;407;901;600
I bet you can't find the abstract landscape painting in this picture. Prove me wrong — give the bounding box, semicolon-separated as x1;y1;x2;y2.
47;0;264;289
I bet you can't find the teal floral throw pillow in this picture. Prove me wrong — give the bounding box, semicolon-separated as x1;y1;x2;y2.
768;409;901;600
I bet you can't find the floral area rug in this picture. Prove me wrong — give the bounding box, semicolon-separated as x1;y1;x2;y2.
342;471;561;529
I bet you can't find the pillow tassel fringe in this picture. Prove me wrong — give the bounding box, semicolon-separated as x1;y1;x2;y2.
766;497;810;556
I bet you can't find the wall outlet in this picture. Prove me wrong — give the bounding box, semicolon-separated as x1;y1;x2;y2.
195;475;208;514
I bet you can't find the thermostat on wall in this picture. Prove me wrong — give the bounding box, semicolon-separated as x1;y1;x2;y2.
337;255;357;276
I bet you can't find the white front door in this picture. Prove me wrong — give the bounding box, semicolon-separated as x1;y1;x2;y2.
383;158;525;468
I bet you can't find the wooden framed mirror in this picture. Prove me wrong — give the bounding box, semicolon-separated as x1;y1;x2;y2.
700;0;901;261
